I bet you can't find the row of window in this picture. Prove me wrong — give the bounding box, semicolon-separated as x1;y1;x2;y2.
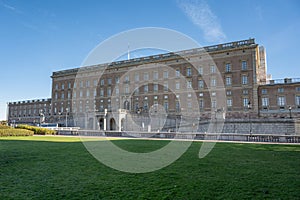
54;77;250;100
262;87;300;95
10;109;51;116
261;96;300;107
54;61;249;90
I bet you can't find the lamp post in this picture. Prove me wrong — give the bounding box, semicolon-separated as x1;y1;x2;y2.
248;101;252;135
65;108;69;127
288;106;292;119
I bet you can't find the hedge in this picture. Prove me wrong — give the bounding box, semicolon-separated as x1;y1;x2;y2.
0;124;12;129
0;129;34;137
16;124;57;135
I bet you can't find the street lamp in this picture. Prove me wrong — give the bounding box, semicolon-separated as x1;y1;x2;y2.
248;101;252;135
288;106;292;119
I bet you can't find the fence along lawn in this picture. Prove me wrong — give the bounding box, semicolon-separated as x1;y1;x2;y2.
0;136;299;199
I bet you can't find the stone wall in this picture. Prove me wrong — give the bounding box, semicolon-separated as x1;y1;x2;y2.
197;119;299;135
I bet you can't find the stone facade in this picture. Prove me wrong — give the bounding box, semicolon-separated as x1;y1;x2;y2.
7;98;51;125
258;79;300;118
50;38;264;130
7;38;300;133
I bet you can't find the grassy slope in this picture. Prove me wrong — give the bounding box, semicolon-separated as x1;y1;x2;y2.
0;136;299;199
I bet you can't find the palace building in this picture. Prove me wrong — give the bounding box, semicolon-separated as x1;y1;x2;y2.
7;38;300;133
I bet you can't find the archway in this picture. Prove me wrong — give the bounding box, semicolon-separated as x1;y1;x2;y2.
110;118;116;130
99;118;104;130
124;100;130;110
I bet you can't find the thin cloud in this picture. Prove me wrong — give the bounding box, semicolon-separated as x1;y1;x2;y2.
178;0;226;43
1;1;23;14
3;3;15;10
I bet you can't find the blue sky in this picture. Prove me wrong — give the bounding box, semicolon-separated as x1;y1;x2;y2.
1;0;300;120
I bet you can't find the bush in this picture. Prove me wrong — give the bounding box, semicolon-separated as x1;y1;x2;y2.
16;125;57;135
0;129;34;137
0;124;12;129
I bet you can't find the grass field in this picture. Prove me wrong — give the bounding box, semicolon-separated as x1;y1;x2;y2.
0;136;299;199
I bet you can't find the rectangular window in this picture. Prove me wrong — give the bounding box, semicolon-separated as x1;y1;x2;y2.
225;63;231;72
296;95;300;105
164;82;168;91
175;82;180;90
93;80;97;86
100;79;104;86
68;91;71;99
94;89;97;97
100;89;104;97
243;98;249;107
278;96;285;106
187;80;192;89
262;97;269;107
226;90;232;96
210;65;216;73
68;82;71;89
55;84;58;90
211;100;217;108
164;101;169;111
176;69;180;77
198;80;204;89
211;78;216;87
143;101;148;110
86;80;90;87
61;93;64;99
278;88;284;93
125;75;129;82
135;87;139;95
144;85;148;93
176;101;180;112
199;99;204;109
153;71;158;80
227;99;232;107
80;81;83;88
74;82;77;89
242;61;247;70
125;85;129;94
163;71;168;79
153;84;158;92
62;84;65;90
86;90;90;97
243;90;248;95
115;77;119;84
144;72;149;81
135;73;139;82
80;90;83;98
115;87;119;95
107;78;112;85
226;77;231;86
187;101;192;109
242;75;248;85
296;87;300;92
262;89;267;95
187;68;192;76
198;67;203;75
107;88;111;96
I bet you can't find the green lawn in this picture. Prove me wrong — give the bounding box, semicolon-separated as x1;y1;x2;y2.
0;136;299;199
